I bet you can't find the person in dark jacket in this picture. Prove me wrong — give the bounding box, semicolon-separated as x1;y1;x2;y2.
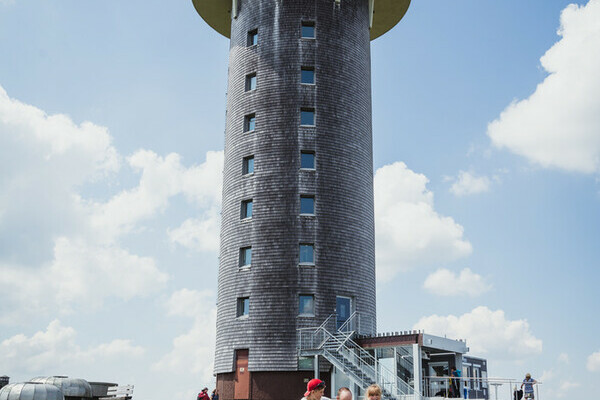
211;389;219;400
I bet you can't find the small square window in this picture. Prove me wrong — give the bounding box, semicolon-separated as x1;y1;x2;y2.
244;113;256;132
300;196;314;215
301;22;315;39
240;246;252;268
298;356;315;370
300;108;315;126
301;67;315;84
241;199;253;219
299;294;314;316
245;73;257;91
237;297;249;317
247;29;258;46
300;151;315;169
299;244;314;265
243;155;254;175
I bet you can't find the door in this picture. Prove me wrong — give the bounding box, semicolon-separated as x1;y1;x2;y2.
336;296;352;330
234;349;250;399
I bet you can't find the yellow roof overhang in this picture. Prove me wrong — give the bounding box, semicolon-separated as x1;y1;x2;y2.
192;0;410;40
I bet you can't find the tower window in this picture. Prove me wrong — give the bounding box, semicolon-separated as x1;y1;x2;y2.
299;244;314;265
301;67;315;84
239;247;252;268
299;295;315;316
244;113;256;132
301;22;315;39
245;73;257;91
241;199;253;219
300;151;315;169
243;155;254;175
237;297;249;317
247;29;258;46
300;108;315;126
300;196;315;215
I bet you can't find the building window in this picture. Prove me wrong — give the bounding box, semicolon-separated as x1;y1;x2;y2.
298;356;315;370
300;108;315;126
237;297;249;317
300;151;315;169
245;73;257;91
299;244;314;265
301;67;315;84
244;113;256;132
300;195;314;215
299;294;315;316
301;22;315;39
247;29;258;46
243;155;254;175
241;199;253;219
239;246;252;268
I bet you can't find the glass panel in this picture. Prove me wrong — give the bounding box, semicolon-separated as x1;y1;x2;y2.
242;200;253;218
240;247;252;266
298;356;315;370
300;196;314;214
301;110;314;125
300;152;314;169
299;295;314;315
243;156;254;174
301;68;314;84
336;296;351;329
299;244;314;264
246;115;256;131
246;74;256;91
248;30;258;46
301;24;315;38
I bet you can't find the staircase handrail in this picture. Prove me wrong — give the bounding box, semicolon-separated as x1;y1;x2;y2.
337;311;359;333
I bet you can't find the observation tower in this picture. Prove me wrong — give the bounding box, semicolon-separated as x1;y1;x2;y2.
192;1;410;399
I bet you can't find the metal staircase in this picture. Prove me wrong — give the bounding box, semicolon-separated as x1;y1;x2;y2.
298;313;420;400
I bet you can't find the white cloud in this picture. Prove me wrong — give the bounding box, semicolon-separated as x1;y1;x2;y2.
587;351;600;371
557;381;580;397
449;171;491;196
413;306;542;359
154;289;216;384
423;268;491;297
374;162;472;281
0;320;145;373
487;0;600;174
0;85;222;323
168;214;220;253
558;353;569;364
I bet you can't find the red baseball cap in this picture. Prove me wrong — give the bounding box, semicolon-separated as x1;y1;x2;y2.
304;379;325;397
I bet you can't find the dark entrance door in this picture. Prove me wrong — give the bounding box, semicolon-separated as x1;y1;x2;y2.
234;349;249;399
336;296;352;330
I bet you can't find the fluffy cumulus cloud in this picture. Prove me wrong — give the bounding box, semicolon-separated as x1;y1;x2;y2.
154;289;217;387
487;0;600;174
449;171;491;196
413;306;542;359
587;351;600;371
423;268;491;297
0;85;223;323
0;320;145;373
374;162;472;281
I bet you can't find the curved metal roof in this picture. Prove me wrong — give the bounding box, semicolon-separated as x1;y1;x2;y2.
191;0;410;40
29;377;92;398
0;383;64;400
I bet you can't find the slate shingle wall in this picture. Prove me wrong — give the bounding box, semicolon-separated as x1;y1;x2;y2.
215;0;376;374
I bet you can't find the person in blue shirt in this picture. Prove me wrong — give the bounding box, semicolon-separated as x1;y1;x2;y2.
520;373;537;399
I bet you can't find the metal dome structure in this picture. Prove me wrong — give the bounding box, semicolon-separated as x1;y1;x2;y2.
29;378;91;398
0;383;64;400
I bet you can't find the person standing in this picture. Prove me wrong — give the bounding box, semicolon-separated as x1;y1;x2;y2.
301;379;327;400
211;389;219;400
520;373;537;399
451;367;461;398
197;387;210;400
336;387;352;400
363;384;381;400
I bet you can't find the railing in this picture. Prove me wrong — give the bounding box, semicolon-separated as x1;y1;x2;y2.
422;376;542;400
298;313;419;400
338;311;360;333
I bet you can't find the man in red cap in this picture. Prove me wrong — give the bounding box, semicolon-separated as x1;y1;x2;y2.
301;378;327;400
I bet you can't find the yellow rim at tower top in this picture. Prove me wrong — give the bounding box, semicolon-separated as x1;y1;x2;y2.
192;0;411;41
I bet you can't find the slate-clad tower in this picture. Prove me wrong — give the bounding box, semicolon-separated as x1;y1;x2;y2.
192;1;410;399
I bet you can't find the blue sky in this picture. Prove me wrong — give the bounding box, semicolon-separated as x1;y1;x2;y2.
1;1;599;399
